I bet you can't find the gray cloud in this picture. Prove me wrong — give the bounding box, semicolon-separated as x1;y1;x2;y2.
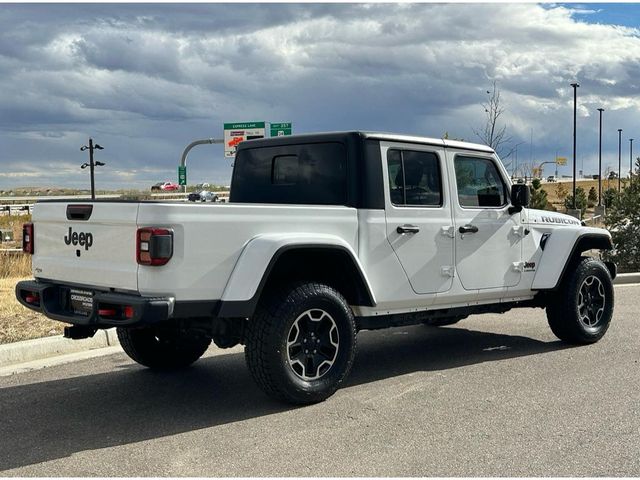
1;3;640;189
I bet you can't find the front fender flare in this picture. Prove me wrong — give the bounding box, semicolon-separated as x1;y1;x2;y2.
532;228;613;290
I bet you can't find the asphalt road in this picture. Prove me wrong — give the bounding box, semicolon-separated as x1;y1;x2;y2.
1;284;639;476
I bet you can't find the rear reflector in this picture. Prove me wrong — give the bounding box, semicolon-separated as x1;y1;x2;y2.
25;294;40;305
124;306;134;319
23;223;34;254
98;308;117;317
137;227;173;266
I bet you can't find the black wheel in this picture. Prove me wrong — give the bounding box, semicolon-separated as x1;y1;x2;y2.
117;326;211;369
245;282;357;404
546;257;614;344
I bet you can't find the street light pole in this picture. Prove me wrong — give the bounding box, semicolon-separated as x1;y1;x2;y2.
571;82;579;209
597;108;604;206
80;138;105;200
630;138;634;189
89;138;96;200
618;129;622;192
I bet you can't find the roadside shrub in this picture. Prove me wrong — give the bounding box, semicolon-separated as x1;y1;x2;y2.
605;182;640;273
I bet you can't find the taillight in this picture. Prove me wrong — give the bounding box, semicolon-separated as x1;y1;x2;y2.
23;223;34;254
137;227;173;266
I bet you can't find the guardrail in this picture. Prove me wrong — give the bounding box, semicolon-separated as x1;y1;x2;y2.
0;204;33;216
0;192;231;214
583;214;604;226
0;194;122;204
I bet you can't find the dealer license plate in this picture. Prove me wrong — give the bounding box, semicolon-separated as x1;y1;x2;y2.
69;289;93;316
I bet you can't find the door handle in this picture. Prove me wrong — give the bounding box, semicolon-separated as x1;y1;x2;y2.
397;224;420;234
459;224;479;234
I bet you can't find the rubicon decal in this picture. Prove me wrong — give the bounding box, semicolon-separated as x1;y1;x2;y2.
64;227;93;250
539;215;580;226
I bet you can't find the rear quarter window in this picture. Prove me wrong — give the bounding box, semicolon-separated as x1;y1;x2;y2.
231;142;348;205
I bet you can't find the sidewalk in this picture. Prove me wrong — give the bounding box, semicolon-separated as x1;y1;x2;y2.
1;273;638;375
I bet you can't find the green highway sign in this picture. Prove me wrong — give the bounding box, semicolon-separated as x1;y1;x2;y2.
270;122;292;137
178;165;187;186
224;122;266;130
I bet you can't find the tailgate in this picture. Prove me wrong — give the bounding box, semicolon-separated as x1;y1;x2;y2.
32;202;139;292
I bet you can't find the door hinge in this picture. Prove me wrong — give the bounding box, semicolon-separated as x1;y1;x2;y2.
441;266;455;277
441;226;455;238
512;226;530;238
512;261;525;272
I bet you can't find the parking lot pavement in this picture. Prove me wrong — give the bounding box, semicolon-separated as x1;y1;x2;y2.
1;284;639;476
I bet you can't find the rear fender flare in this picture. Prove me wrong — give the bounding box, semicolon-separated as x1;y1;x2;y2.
218;233;375;317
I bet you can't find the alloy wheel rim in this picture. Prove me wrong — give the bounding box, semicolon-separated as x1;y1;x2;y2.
577;275;606;329
286;309;339;380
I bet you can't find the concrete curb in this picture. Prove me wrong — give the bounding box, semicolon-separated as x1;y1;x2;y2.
0;274;638;373
613;272;640;285
0;328;119;367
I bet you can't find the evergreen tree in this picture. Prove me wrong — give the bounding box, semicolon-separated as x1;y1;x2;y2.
605;182;640;272
529;178;549;210
588;186;598;207
555;181;568;202
603;188;618;208
565;186;588;217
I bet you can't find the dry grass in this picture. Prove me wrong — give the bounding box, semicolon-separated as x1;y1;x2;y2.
0;276;63;344
0;214;31;246
0;216;64;343
0;252;32;278
544;178;620;206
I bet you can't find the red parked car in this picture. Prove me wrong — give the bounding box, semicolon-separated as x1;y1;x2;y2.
151;182;179;192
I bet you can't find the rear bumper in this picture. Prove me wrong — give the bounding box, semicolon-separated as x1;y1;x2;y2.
16;280;174;328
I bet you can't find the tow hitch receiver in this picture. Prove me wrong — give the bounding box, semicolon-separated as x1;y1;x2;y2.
63;325;98;340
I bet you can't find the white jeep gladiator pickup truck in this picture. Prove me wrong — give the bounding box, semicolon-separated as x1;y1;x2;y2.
17;131;616;404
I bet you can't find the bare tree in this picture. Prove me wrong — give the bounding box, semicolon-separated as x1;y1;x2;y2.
473;80;513;159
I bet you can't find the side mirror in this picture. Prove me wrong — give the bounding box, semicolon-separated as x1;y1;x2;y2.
509;184;530;214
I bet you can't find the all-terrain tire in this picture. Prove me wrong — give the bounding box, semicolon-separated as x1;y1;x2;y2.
117;326;211;369
546;257;614;344
245;282;357;404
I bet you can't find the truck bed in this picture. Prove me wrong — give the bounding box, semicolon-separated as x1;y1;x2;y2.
32;201;359;301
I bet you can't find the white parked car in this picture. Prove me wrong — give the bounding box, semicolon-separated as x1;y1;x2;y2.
17;131;616;404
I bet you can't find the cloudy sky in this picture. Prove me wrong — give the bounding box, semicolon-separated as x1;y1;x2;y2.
1;2;640;190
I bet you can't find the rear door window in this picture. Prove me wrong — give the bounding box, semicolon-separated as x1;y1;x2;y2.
387;149;442;207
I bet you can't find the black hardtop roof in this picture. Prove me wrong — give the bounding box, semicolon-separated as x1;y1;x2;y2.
236;130;495;154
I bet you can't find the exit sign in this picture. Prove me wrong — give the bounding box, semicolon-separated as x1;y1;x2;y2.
178;165;187;186
270;122;292;137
